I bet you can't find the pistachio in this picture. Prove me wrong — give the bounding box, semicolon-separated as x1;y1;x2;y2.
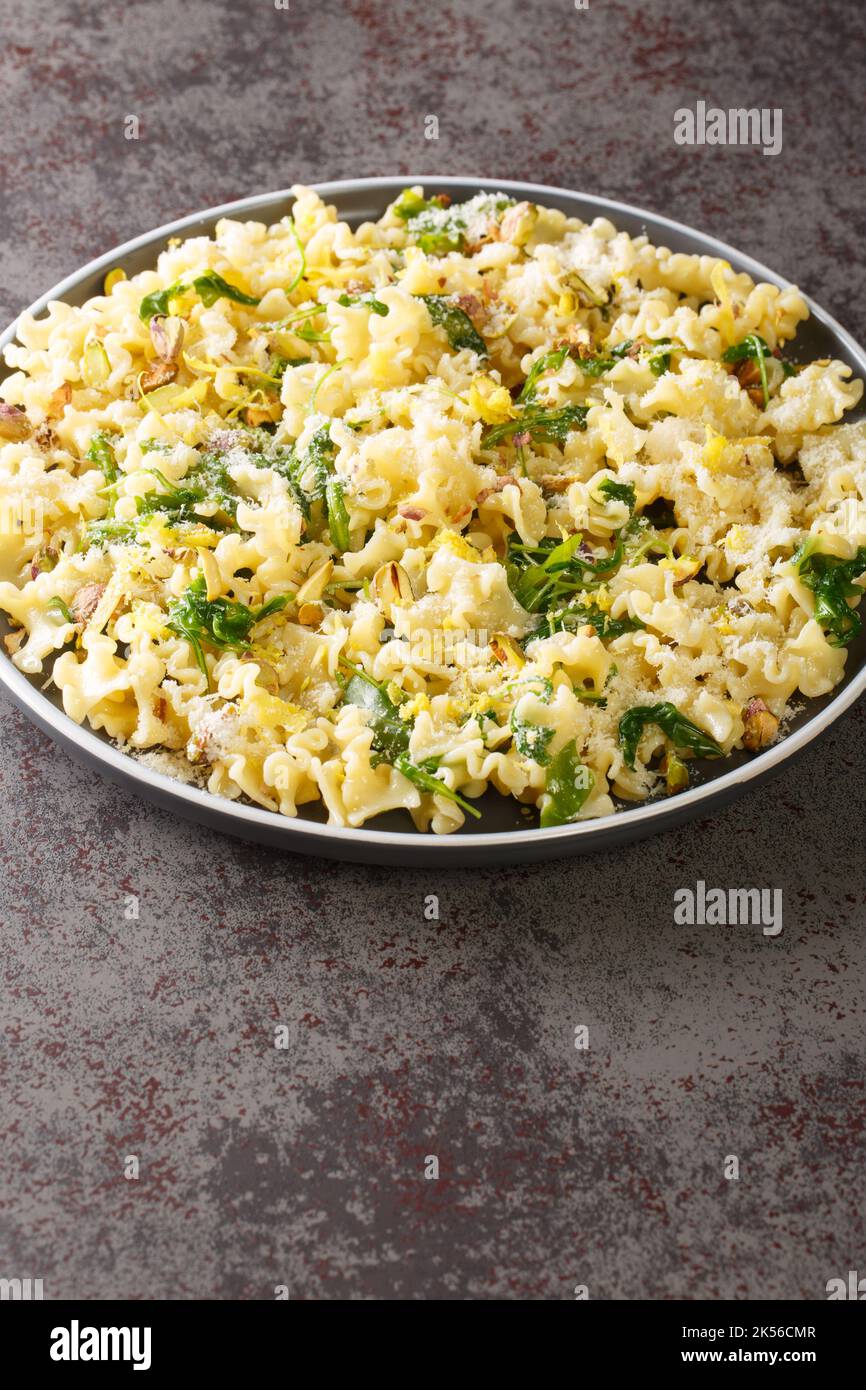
499;201;537;247
565;272;608;309
47;382;72;418
34;423;58;451
0;403;32;441
70;582;106;625
661;752;690;794
137;360;179;395
30;545;59;580
489;634;525;667
297;602;324;626
295;558;333;604
742;697;779;751
239;656;280;694
149;314;185;363
372;561;413;617
82;335;111;388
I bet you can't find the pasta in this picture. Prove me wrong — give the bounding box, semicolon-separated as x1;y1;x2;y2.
1;184;864;833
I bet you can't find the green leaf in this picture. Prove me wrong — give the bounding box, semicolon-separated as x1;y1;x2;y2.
336;291;389;317
393;190;468;255
47;596;75;625
566;340;635;381
139;273;260;322
343;671;410;763
167;575;287;680
539;740;594;827
418;294;488;356
510;712;555;765
618;701;723;769
138;280;187;322
532;602;644;642
86;517;139;547
395;755;481;818
519;347;569;402
304;427;337;500
482;403;589;450
326;476;351;552
597;478;636;509
506;530;627;612
192;271;261;309
86;430;119;486
646;338;673;376
343;666;481;818
721;332;769;405
793;539;866;646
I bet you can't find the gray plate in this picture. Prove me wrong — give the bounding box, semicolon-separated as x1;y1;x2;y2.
1;177;864;865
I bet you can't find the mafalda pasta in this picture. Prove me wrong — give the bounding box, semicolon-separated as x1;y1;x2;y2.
1;185;864;833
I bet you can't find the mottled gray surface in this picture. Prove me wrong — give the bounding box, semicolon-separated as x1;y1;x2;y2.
1;0;865;1301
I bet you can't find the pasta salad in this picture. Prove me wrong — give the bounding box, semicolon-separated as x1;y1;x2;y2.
1;185;864;833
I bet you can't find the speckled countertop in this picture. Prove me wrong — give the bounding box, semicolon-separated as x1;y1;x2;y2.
1;0;864;1300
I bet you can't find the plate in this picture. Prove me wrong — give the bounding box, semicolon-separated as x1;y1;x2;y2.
1;177;864;865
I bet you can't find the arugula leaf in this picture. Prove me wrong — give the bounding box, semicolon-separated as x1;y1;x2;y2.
86;430;119;486
343;671;410;761
518;342;635;405
192;271;260;309
343;667;480;817
519;347;569;403
326;476;351;552
597;478;636;509
393;190;468;255
336;292;389;317
538;740;594;827
646;338;673;376
111;451;242;538
507;530;628;612
394;755;481;818
279;426;349;547
569;339;635;380
86;517;139;546
721;332;769;405
139;280;187;322
721;333;769;364
167;575;287;680
482;403;589;450
139;273;260;322
618;702;723;769
792;538;866;646
304;427;337;500
510;711;555;765
47;596;75;625
418;295;487;356
532;602;644;642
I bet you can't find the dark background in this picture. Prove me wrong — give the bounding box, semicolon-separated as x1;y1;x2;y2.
0;0;864;1299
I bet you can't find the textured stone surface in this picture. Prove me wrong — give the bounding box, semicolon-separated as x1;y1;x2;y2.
1;0;865;1300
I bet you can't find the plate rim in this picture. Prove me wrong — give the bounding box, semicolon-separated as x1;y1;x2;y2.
2;174;865;857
